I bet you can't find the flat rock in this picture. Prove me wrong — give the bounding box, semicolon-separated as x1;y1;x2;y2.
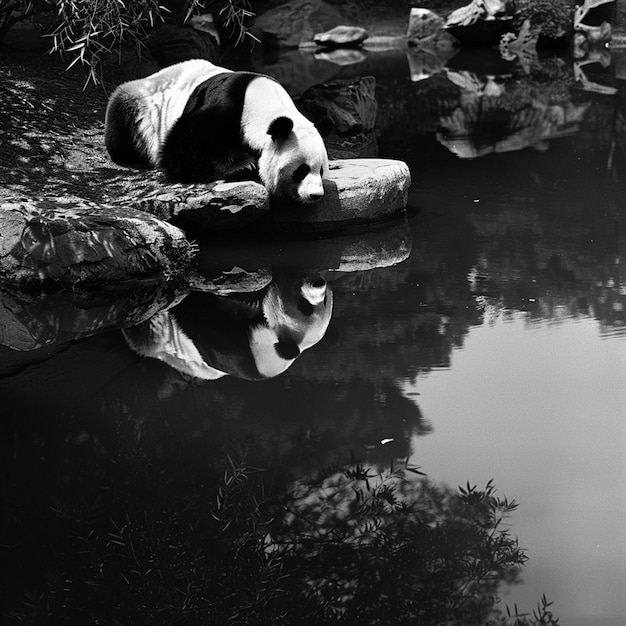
135;180;270;232
313;25;369;48
270;158;411;233
0;198;193;287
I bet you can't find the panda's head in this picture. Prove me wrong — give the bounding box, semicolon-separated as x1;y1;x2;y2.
249;275;333;377
258;115;333;205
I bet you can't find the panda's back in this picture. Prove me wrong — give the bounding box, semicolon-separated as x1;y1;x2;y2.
105;59;230;166
159;71;264;183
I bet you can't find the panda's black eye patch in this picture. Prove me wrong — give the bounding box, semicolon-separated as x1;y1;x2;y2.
293;164;310;182
297;297;315;316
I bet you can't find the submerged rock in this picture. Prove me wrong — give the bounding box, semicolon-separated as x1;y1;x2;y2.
300;77;378;137
0;198;193;287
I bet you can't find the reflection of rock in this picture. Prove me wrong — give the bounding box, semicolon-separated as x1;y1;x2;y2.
445;46;516;75
574;56;617;95
436;74;591;158
191;266;273;296
0;280;188;351
135;180;270;232
250;0;344;48
270;159;411;233
313;48;368;66
192;212;411;278
0;199;193;287
406;45;457;82
445;0;515;46
250;48;347;97
313;25;369;48
499;19;538;74
324;214;412;273
123;274;333;380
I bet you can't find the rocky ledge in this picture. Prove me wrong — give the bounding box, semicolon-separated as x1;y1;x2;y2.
0;158;411;287
0;198;194;287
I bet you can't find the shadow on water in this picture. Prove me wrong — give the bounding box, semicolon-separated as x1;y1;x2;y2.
2;37;626;625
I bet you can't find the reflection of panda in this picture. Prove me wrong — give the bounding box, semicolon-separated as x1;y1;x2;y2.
123;276;333;380
105;59;333;203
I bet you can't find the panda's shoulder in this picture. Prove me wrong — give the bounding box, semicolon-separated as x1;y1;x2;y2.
189;70;265;108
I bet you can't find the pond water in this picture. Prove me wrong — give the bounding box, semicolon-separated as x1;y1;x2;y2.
1;45;626;624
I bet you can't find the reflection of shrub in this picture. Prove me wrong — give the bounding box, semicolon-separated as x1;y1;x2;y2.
514;0;576;39
3;454;559;625
274;462;559;625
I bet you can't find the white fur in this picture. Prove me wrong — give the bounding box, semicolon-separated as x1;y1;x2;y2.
106;61;329;202
124;280;332;380
105;59;230;166
241;77;329;203
123;311;227;380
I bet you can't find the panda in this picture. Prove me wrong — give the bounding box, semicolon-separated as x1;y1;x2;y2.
105;59;333;204
122;275;333;381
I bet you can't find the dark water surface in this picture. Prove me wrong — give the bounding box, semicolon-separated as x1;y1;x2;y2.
2;46;626;625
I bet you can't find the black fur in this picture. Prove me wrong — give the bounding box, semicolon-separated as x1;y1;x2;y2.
160;71;264;183
267;116;294;140
106;97;150;167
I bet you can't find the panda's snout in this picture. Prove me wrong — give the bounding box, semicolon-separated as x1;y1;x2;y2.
301;278;327;305
306;191;324;203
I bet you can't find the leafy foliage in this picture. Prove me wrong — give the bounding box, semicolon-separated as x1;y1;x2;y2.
0;0;255;85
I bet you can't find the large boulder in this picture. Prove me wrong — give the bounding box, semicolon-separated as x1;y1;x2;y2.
270;158;411;233
445;0;515;46
299;77;379;159
0;199;193;287
299;77;378;137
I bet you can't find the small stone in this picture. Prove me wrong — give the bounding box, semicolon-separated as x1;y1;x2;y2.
313;25;369;48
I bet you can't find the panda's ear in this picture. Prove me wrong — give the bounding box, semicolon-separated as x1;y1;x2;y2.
315;116;334;138
268;116;294;141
